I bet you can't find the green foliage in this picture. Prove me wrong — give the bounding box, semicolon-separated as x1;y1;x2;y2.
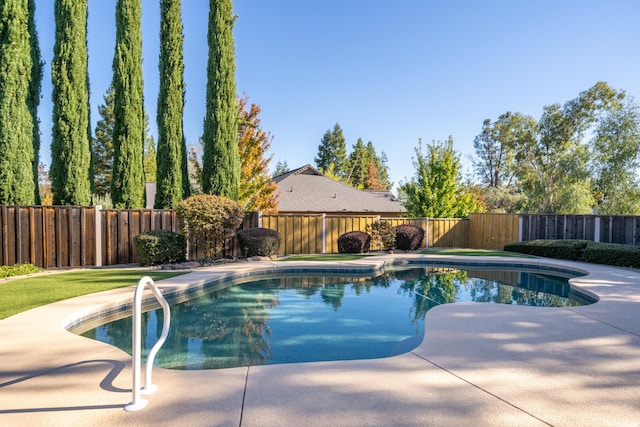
176;194;244;259
236;227;281;257
315;123;348;178
237;95;278;212
28;0;42;204
0;263;41;279
134;230;186;266
346;139;392;190
0;269;187;319
399;138;484;218
582;242;640;268
155;0;186;208
92;85;115;197
272;160;290;177
395;224;425;251
50;0;92;206
505;239;640;268
0;0;40;204
337;231;371;254
201;0;240;199
591;98;640;214
366;220;395;250
111;0;145;208
142;112;156;183
504;240;590;261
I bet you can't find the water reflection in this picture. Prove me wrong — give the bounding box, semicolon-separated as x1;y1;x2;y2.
82;267;589;370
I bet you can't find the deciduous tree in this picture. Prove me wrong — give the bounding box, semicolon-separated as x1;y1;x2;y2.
237;95;278;212
591;98;640;214
399;138;484;218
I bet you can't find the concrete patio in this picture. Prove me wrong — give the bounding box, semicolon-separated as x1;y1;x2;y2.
1;254;639;426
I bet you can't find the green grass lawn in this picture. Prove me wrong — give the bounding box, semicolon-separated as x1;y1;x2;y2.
0;269;187;320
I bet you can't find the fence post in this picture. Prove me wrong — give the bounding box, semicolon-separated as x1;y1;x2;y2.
518;216;523;242
424;218;429;248
322;213;326;254
258;211;263;228
594;217;601;243
95;206;102;267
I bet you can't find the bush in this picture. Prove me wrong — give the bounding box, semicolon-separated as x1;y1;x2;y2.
582;242;640;268
395;224;425;251
366;221;396;250
337;231;371;254
134;230;187;266
504;239;589;261
0;263;41;278
176;194;244;259
237;228;281;257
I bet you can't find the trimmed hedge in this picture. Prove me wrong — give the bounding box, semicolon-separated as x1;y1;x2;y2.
237;227;281;257
395;224;425;251
504;239;640;268
134;230;187;266
503;239;589;261
582;242;640;268
337;231;371;254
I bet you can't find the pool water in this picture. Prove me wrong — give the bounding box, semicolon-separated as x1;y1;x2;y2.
81;267;592;370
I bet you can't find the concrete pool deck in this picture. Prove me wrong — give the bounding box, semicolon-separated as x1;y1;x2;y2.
1;254;639;426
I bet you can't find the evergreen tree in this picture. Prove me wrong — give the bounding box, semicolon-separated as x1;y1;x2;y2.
0;0;40;204
272;160;290;177
143;111;156;182
111;0;145;208
28;0;42;204
201;0;239;199
237;94;278;212
92;85;115;197
155;0;186;208
50;0;92;205
315;123;347;178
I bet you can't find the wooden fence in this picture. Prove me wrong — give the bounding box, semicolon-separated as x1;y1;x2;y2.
520;214;640;245
3;206;640;269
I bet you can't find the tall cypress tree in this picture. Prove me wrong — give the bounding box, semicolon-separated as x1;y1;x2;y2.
201;0;239;199
0;0;39;204
50;0;92;205
155;0;186;208
111;0;145;208
27;0;42;204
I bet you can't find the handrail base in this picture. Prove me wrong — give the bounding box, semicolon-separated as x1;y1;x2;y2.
141;384;158;395
124;399;148;412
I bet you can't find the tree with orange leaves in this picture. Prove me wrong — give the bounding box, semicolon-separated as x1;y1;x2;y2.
237;95;278;213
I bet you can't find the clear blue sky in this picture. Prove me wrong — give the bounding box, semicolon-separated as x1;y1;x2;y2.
34;1;640;191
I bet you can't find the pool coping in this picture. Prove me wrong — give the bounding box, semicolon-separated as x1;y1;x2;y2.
1;254;639;426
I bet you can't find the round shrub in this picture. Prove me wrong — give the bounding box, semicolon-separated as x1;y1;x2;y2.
337;231;371;254
237;227;281;257
366;220;396;250
134;230;187;266
395;224;425;251
176;194;245;259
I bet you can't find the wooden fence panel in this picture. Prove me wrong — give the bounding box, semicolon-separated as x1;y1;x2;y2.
468;213;518;249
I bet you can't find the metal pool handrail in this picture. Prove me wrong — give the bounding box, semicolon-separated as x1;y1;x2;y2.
124;276;171;412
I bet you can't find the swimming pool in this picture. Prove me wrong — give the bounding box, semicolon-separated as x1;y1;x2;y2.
78;264;594;370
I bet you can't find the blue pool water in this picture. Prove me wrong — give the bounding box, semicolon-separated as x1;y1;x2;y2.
80;266;592;370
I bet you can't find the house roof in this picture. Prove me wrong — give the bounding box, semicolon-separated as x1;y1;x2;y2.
274;165;406;214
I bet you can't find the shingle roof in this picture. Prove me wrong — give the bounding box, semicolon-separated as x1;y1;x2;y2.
274;165;406;214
